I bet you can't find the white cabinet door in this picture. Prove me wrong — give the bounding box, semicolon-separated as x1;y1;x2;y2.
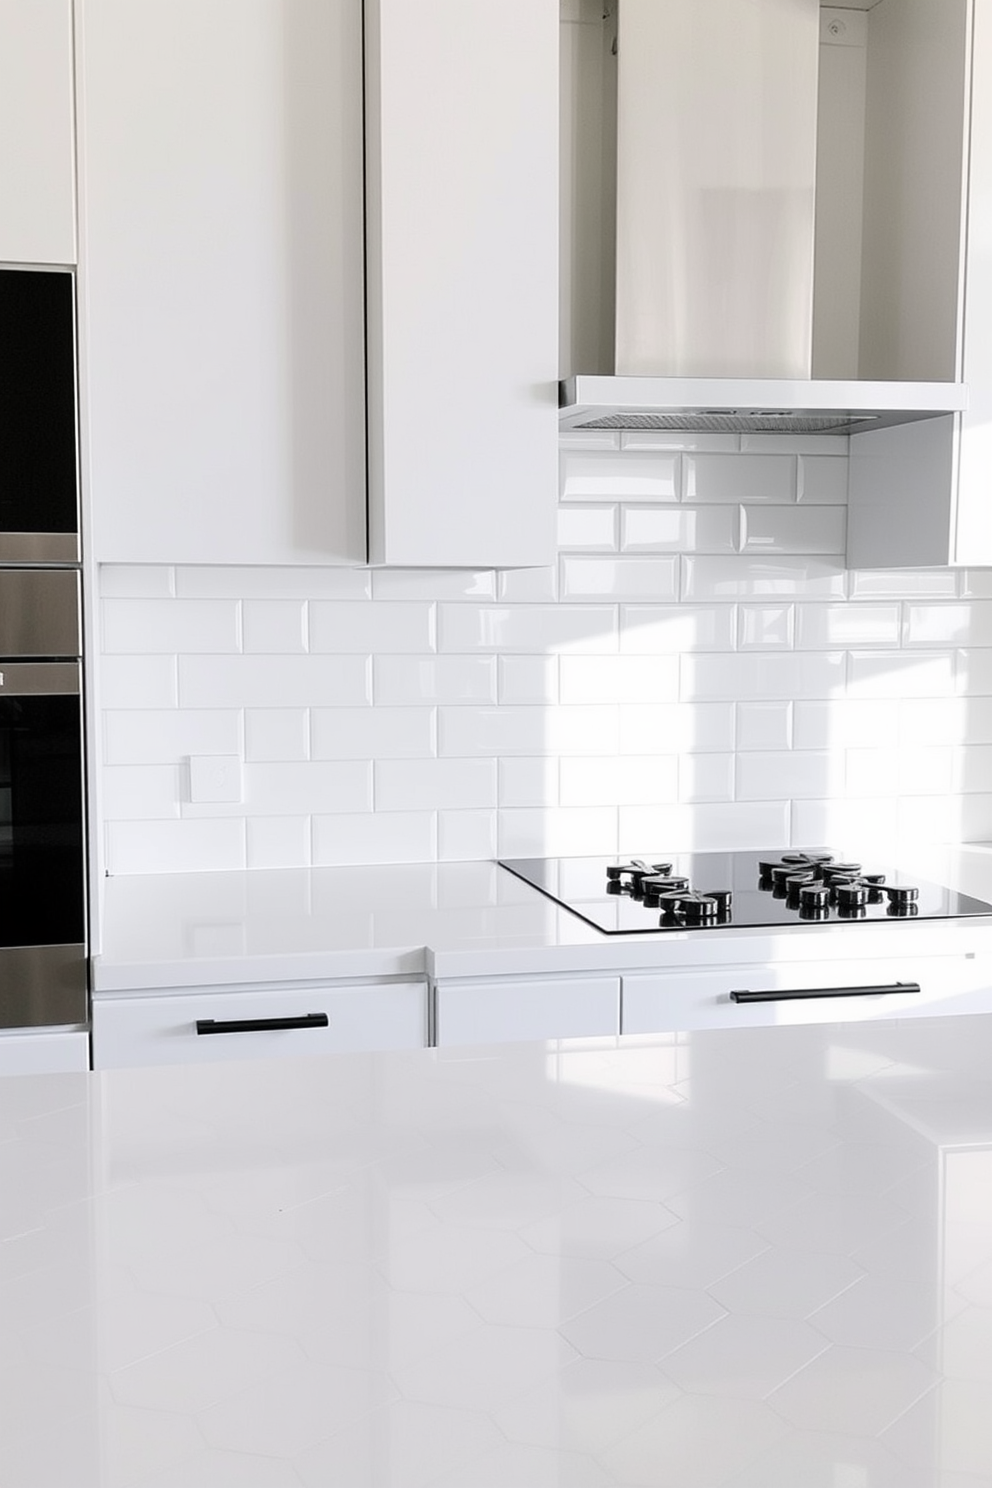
93;980;427;1069
435;975;619;1048
0;1029;88;1075
365;0;559;568
78;0;365;565
0;0;75;264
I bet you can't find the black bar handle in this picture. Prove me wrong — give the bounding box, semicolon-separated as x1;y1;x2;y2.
196;1012;330;1036
730;981;921;1005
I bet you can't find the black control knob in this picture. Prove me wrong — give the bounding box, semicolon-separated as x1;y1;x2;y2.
883;885;919;907
799;884;830;911
700;889;732;915
836;883;868;910
679;893;719;923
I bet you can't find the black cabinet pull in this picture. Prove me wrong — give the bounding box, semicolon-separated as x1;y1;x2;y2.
195;1012;330;1035
730;981;921;1004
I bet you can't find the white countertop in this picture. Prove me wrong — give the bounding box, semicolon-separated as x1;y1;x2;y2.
6;1011;992;1486
94;845;992;992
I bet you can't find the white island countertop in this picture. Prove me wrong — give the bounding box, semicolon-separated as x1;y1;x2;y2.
94;844;992;991
6;1012;992;1486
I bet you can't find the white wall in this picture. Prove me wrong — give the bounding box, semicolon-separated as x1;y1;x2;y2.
97;432;992;874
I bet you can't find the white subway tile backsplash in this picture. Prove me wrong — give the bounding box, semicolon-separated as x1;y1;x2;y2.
685;454;796;504
439;604;617;654
620;605;736;654
560;556;679;601
559;430;620;450
497;656;559;705
736;702;793;752
438;810;497;862
682;557;846;601
953;745;992;793
243;761;372;816
679;753;735;804
740;505;846;556
373;655;497;706
558;755;678;808
104;709;241;765
558;654;679;704
242;601;307;655
621;505;736;555
957;649;992;695
371;568;496;601
496;567;559;602
848;651;957;699
622;430;739;453
793;699;900;750
102;765;181;821
738;606;794;651
179;655;371;708
312;812;436;866
246;817;311;870
103;599;241;654
439;705;620;758
618;802;790;855
498;757;559;808
106;818;246;875
905;603;992;648
561;452;678;502
98;565;176;598
310;601;435;654
736;751;840;801
742;435;848;457
100;655;178;710
310;706;436;760
176;566;372;599
375;758;496;812
557;505;618;551
498;807;619;857
619;702;736;755
792;797;898;852
244;709;309;763
960;571;992;598
682;652;846;702
796;603;900;651
849;569;958;600
797;455;849;503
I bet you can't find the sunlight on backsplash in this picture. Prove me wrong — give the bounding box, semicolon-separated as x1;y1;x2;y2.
98;431;992;873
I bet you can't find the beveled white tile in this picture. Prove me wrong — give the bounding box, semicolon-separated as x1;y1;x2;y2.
559;654;680;704
310;601;435;654
440;705;619;758
561;451;678;502
906;603;992;647
244;761;371;816
558;504;618;551
310;706;435;759
792;796;899;852
99;655;179;710
375;759;496;811
373;655;496;706
560;556;679;602
682;556;846;600
496;566;559;602
496;807;619;857
797;602;901;649
244;708;309;763
849;568;958;599
438;809;497;862
560;430;620;450
682;651;846;701
179;655;371;708
797;452;850;501
103;598;241;654
745;435;848;457
957;647;992;695
617;801;790;854
101;765;180;821
736;701;793;751
685;453;796;503
104;709;241;765
623;429;739;452
246;816;311;869
738;604;794;650
439;604;617;654
740;504;846;555
241;600;307;654
960;569;992;597
497;655;559;704
848;651;957;698
621;505;737;553
620;604;736;653
953;744;992;793
498;757;559;808
370;568;496;601
737;750;839;801
793;698;899;750
679;753;735;803
311;812;435;866
176;565;371;598
99;564;176;598
620;701;736;754
559;755;678;808
105;818;246;874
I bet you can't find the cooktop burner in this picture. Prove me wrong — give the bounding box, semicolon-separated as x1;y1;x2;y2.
498;850;992;935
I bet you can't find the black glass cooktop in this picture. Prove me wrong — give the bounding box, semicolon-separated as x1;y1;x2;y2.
499;850;992;935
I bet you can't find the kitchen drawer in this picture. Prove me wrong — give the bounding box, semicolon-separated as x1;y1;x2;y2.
435;975;620;1048
0;1028;88;1076
92;980;427;1069
623;953;992;1035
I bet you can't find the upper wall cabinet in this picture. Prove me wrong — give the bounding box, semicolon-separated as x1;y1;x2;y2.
0;0;76;265
77;0;367;565
364;0;559;568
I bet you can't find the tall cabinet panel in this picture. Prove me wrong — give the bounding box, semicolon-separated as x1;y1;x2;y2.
0;0;76;265
77;0;366;565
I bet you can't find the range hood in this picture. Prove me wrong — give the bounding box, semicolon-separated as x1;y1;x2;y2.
560;376;968;435
561;0;968;437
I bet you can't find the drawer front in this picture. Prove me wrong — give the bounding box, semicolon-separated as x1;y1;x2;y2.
0;1029;88;1076
436;976;620;1048
623;955;992;1035
93;981;427;1069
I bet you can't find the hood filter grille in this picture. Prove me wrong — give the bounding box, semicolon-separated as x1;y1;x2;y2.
578;411;882;434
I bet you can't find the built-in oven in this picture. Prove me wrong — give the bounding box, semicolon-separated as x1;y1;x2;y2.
0;265;78;562
0;498;85;1025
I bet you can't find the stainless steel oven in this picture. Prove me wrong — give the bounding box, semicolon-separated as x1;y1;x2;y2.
0;566;85;1029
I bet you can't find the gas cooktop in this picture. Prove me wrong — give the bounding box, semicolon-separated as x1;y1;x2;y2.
498;850;992;935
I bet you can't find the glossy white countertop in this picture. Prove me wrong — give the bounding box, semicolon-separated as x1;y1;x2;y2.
94;845;992;992
7;1012;992;1486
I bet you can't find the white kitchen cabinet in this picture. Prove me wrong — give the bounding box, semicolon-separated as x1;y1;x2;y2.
92;979;427;1069
77;0;366;566
434;975;619;1047
365;0;559;568
622;952;992;1035
0;1028;88;1076
0;0;76;265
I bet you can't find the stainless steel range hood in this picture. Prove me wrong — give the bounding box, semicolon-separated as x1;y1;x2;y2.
560;0;969;436
560;376;968;435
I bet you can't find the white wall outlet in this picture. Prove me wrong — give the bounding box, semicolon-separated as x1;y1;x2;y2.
188;755;243;804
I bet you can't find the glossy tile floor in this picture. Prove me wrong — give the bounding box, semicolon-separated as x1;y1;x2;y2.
4;1016;992;1485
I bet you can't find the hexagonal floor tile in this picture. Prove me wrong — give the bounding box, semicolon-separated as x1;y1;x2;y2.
560;1282;725;1363
660;1313;828;1398
615;1220;769;1290
707;1245;864;1319
766;1344;937;1437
